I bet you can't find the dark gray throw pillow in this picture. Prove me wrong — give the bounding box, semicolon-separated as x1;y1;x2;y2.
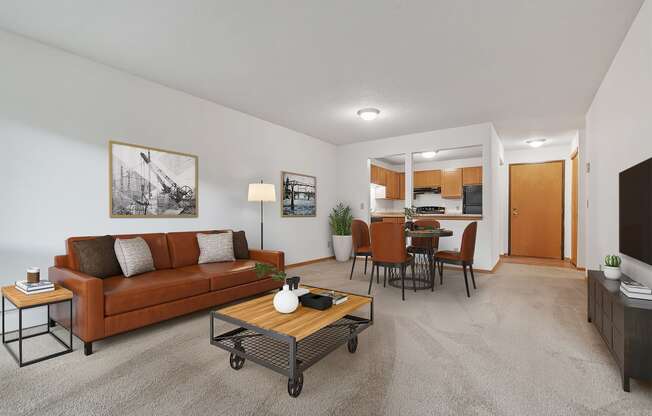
232;231;249;259
72;235;122;278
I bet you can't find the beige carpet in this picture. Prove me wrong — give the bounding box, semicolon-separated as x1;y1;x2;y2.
1;260;652;416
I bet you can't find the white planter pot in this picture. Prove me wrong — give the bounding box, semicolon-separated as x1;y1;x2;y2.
273;284;299;313
603;266;622;280
332;235;353;262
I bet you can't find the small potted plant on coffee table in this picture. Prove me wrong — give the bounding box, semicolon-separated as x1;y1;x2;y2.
329;203;353;262
603;254;622;280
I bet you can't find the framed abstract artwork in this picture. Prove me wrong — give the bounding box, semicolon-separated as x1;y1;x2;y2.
281;171;316;217
109;141;198;217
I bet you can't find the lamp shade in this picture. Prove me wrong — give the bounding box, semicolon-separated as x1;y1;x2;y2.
248;183;276;202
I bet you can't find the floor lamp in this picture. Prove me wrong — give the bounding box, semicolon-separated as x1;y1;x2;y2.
248;181;276;249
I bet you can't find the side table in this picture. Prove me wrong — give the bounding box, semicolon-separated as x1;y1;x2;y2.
2;284;73;367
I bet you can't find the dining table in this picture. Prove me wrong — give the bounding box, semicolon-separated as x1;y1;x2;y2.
386;227;454;291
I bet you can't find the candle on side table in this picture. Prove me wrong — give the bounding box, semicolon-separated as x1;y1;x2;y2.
26;267;40;283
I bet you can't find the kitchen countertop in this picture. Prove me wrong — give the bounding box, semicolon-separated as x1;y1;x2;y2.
370;212;482;220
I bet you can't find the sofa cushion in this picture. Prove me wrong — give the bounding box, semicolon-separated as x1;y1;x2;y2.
72;235;122;278
103;269;210;316
197;232;235;264
232;231;249;259
114;237;156;277
114;233;172;270
179;260;262;291
167;230;229;268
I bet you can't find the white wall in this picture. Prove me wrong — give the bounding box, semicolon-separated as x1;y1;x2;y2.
336;123;501;271
585;0;652;286
500;143;575;258
0;31;337;329
412;156;483;211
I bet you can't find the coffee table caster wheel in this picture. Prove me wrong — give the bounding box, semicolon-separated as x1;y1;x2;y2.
347;336;358;353
229;350;245;370
287;374;303;398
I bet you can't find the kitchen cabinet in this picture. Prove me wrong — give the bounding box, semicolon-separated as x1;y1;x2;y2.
463;167;482;185
441;168;463;198
413;170;441;188
370;164;386;186
399;172;405;200
386;170;400;199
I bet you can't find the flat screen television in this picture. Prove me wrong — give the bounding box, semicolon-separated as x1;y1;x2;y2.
619;157;652;265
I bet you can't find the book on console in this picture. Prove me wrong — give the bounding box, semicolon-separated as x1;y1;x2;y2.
619;277;651;294
620;285;652;300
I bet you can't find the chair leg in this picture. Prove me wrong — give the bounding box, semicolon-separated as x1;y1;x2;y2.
364;256;368;275
349;255;357;280
430;254;435;292
400;265;406;301
410;261;416;292
469;264;477;289
376;263;380;283
462;265;470;298
367;262;375;294
439;261;444;285
383;266;387;287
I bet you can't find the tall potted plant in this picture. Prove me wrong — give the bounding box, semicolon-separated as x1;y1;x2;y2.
329;203;353;262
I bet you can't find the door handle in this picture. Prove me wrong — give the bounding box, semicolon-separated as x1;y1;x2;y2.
512;208;518;216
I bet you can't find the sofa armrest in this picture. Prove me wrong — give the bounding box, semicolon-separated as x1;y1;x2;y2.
48;266;105;342
249;250;285;272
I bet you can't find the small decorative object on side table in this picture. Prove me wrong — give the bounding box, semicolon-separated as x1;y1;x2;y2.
2;284;73;367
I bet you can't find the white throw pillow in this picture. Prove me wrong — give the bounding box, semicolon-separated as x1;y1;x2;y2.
197;232;235;264
114;237;155;277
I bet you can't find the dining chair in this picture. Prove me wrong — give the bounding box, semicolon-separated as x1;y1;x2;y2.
350;219;372;280
434;221;478;297
408;219;440;291
369;222;415;301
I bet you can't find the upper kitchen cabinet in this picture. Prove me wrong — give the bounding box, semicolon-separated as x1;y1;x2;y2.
441;168;463;198
462;166;482;185
386;170;400;199
413;169;441;188
370;164;386;186
369;155;406;201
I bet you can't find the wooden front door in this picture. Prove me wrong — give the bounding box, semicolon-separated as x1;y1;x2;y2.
571;152;578;265
509;161;564;259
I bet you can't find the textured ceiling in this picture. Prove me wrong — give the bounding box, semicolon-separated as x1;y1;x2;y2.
0;0;643;145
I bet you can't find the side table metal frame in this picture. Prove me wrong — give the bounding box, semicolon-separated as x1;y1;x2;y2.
2;296;73;367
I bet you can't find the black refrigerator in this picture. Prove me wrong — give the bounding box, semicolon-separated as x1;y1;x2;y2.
463;185;482;214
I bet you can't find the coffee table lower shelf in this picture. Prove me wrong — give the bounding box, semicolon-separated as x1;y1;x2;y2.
210;313;372;397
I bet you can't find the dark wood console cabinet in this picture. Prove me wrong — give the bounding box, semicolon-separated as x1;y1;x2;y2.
587;270;652;391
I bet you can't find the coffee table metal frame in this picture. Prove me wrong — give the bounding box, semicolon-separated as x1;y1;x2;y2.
2;296;73;367
210;286;373;398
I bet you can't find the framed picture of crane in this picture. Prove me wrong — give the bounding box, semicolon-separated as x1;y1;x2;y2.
281;171;316;217
109;141;198;218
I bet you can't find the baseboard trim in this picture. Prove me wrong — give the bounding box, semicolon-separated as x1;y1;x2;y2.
286;256;335;269
440;264;494;274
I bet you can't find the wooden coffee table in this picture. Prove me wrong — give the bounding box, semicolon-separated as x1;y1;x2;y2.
210;285;373;397
2;284;73;367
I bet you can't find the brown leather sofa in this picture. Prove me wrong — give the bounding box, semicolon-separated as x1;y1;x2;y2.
48;230;284;355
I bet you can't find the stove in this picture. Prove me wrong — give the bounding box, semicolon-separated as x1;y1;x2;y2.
415;206;445;214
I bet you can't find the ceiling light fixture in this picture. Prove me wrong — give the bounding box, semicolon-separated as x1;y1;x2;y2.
526;138;547;148
357;108;380;121
421;151;438;159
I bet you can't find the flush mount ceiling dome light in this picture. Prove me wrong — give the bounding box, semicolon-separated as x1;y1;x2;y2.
421;151;438;159
526;138;547;148
357;108;380;121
